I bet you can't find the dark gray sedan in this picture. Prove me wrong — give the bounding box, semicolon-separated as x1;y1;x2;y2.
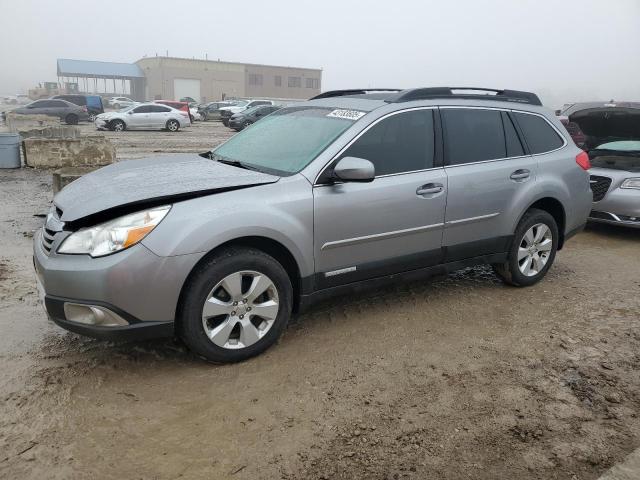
12;99;89;124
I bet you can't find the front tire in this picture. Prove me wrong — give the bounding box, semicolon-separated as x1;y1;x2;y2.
179;247;293;363
166;119;180;132
493;208;558;287
110;119;125;132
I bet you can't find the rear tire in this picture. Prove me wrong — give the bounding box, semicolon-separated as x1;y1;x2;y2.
179;247;293;363
493;208;558;287
65;114;78;125
88;113;96;122
166;119;180;132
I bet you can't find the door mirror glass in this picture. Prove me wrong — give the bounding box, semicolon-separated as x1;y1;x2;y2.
333;156;375;182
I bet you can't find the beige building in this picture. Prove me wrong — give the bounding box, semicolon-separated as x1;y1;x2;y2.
135;56;322;103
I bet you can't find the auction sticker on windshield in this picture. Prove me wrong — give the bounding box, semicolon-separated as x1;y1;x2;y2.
327;109;366;121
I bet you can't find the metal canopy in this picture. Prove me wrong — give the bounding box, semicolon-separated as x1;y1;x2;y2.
57;59;144;79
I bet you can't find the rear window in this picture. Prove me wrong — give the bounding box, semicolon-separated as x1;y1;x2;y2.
443;109;507;165
514;112;564;154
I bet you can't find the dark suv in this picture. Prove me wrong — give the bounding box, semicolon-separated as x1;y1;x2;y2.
228;105;281;131
52;94;104;122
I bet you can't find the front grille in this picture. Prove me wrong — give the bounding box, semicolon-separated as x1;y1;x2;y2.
41;206;64;255
41;227;56;254
589;175;612;202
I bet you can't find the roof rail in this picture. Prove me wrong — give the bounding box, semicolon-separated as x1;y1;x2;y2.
386;87;542;106
309;89;401;100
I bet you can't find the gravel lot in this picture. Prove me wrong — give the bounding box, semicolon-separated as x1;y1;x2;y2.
1;119;639;479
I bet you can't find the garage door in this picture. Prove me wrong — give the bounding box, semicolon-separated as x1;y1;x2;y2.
173;78;201;102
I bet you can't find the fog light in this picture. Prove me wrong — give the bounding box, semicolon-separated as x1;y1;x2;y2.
63;303;129;327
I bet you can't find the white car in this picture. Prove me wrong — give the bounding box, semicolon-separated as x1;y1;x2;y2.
94;103;189;132
108;96;138;109
189;107;202;121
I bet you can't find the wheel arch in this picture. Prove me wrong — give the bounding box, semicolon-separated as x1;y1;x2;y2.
522;197;567;249
175;236;304;330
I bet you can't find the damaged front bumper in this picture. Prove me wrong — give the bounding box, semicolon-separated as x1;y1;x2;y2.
33;228;202;340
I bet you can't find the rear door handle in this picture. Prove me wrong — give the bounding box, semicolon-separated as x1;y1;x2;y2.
510;169;530;181
416;183;444;196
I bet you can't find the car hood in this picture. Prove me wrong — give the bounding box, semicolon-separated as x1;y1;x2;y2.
54;154;280;223
569;106;640;146
96;111;121;120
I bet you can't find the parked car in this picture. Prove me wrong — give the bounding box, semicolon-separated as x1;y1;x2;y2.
228;104;281;131
179;96;197;104
108;96;137;109
52;94;105;122
198;101;238;121
154;100;192;123
12;98;88;124
33;87;591;363
563;102;640;229
220;99;275;126
94;103;189;132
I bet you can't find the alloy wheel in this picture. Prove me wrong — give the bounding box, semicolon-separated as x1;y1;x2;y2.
201;270;279;349
518;223;553;277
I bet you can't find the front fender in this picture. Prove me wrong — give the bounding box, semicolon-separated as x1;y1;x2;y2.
141;176;314;277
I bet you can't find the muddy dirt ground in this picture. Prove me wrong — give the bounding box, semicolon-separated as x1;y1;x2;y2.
1;121;640;480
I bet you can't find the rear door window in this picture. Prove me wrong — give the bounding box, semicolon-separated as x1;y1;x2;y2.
442;109;506;165
502;112;525;157
340;109;435;176
133;105;151;113
150;105;171;113
513;112;564;154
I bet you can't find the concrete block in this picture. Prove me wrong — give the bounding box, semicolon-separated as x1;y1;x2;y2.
18;126;80;140
23;136;116;169
5;112;60;133
52;166;99;194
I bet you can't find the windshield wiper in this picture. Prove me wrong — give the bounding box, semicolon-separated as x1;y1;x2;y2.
212;154;260;172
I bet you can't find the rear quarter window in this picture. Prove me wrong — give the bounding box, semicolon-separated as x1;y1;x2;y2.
514;112;565;154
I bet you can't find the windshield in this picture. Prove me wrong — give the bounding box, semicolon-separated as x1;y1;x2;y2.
212;106;358;175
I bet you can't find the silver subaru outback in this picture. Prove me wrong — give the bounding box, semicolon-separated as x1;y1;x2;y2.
34;87;592;363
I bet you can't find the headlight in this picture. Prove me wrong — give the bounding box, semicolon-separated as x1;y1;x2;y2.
58;205;171;257
621;178;640;190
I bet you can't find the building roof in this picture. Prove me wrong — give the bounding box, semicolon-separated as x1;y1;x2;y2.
57;59;145;79
135;56;322;72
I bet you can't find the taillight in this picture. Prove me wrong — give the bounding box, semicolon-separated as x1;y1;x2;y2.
81;106;87;112
576;151;590;170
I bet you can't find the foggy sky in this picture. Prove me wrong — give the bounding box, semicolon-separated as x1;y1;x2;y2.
1;0;639;108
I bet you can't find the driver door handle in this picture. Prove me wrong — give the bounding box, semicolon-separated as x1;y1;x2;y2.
416;183;444;196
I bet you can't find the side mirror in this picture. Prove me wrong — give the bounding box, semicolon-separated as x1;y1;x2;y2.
333;156;375;183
